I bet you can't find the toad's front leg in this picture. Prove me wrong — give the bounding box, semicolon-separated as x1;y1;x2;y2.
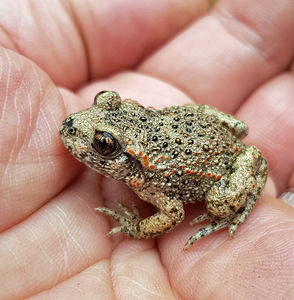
95;192;184;239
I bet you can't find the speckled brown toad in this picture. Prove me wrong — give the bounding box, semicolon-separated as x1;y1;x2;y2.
59;91;268;250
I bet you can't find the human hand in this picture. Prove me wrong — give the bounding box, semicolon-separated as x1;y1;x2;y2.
0;1;294;299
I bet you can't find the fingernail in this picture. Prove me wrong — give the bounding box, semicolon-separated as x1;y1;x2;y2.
280;190;294;208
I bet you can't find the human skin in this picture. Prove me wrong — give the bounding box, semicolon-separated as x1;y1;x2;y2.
0;0;294;299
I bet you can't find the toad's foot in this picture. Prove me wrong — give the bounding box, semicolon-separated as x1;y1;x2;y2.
95;193;185;239
184;207;254;250
184;217;229;250
184;146;268;250
95;203;142;238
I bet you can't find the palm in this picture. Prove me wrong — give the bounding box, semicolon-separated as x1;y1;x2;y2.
1;1;294;299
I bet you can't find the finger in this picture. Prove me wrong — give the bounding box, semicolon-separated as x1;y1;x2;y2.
0;1;87;88
106;240;176;299
0;48;82;231
28;239;176;300
0;171;109;300
160;195;294;299
236;73;294;193
140;0;294;112
0;0;208;88
78;71;192;108
28;262;114;299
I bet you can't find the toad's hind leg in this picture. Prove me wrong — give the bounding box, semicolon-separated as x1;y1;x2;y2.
196;105;248;139
228;156;268;236
184;146;268;250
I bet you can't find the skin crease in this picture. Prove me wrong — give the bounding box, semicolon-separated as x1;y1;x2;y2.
0;0;294;299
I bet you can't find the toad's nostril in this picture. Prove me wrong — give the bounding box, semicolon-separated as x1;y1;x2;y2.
68;127;76;135
61;117;77;135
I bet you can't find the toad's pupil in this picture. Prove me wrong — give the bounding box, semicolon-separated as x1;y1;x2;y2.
93;131;118;155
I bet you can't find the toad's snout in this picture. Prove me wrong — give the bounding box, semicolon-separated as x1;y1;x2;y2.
59;116;78;139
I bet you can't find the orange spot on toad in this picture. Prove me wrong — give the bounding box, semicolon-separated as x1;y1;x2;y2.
142;155;149;166
128;148;135;155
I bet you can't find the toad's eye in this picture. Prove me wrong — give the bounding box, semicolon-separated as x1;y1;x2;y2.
92;131;120;156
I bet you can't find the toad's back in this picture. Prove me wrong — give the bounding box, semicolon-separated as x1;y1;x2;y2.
109;101;246;203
